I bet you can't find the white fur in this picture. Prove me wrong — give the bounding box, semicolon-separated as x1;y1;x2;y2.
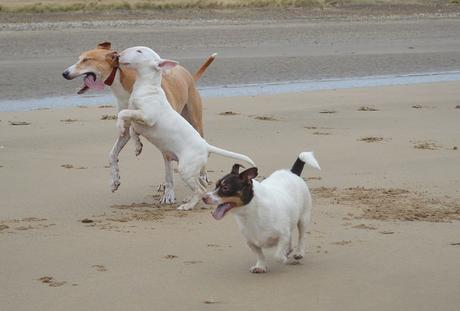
208;151;320;273
117;46;255;210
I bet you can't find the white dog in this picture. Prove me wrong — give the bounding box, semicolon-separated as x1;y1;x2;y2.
117;46;255;211
203;152;320;273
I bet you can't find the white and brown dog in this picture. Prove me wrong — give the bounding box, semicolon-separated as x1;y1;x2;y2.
203;152;320;273
62;42;216;203
117;46;255;211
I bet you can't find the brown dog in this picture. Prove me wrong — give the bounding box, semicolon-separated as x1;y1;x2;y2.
63;42;216;199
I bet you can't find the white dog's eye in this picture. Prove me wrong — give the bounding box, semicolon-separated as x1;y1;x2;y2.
136;50;142;53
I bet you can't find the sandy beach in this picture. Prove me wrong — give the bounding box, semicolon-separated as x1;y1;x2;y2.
1;80;460;310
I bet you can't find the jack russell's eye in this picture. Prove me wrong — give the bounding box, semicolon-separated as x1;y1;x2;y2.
221;185;230;192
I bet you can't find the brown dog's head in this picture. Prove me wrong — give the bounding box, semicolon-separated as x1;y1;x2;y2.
203;164;258;220
62;41;119;94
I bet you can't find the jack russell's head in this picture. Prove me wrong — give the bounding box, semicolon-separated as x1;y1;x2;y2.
118;46;178;76
203;164;258;220
62;41;119;94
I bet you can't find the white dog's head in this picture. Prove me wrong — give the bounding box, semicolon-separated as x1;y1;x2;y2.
118;46;178;74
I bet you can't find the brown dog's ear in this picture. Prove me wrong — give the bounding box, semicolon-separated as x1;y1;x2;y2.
231;164;245;175
239;167;258;183
97;41;112;50
105;51;119;66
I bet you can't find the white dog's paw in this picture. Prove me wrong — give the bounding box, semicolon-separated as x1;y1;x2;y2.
156;184;165;192
177;203;194;211
292;253;304;261
250;265;268;273
160;188;175;204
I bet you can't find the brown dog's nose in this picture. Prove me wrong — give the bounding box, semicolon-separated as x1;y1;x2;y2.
62;70;70;80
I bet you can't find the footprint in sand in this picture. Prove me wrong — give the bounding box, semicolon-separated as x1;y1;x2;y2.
352;224;377;230
100;114;117;120
219;111;240;116
61;164;88;169
9;121;30;126
357;106;379;111
38;276;66;287
358;136;385;143
413;141;441;150
92;265;107;272
60;119;78;123
253;115;278;121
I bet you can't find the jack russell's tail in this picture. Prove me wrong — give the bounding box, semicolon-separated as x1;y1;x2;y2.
193;53;218;81
291;152;321;176
207;144;255;167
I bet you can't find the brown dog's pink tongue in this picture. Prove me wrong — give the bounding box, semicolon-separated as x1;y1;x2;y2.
84;75;104;91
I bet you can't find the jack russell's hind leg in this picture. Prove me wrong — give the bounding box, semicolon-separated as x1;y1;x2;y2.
293;214;309;260
129;126;143;156
159;153;176;204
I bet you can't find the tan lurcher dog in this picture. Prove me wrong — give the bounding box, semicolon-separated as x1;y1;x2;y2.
62;42;216;203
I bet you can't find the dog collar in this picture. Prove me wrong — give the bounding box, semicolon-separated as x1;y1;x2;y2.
104;66;118;86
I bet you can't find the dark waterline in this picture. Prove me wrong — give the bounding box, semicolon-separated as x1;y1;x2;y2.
1;71;460;112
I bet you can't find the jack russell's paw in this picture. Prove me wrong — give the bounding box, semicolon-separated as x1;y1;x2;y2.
160;189;176;204
111;180;121;192
293;253;304;261
250;266;268;274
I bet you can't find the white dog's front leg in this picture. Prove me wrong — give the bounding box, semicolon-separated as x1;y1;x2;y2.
247;242;268;273
129;126;143;156
118;109;154;137
109;131;131;192
160;154;175;204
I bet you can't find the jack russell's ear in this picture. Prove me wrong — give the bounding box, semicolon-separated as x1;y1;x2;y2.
231;164;245;175
239;167;258;183
97;41;112;50
158;59;178;71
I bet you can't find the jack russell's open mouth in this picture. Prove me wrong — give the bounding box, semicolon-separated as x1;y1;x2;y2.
212;202;236;220
77;72;104;94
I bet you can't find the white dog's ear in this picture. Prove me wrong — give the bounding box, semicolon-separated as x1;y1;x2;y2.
158;59;178;71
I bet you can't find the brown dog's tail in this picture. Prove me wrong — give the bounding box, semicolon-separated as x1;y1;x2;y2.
193;53;217;81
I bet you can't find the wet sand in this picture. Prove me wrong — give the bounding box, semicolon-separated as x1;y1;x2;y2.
1;11;460;101
1;82;460;310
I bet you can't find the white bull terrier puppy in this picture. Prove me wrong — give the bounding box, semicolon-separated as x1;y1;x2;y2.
117;46;255;211
203;152;320;273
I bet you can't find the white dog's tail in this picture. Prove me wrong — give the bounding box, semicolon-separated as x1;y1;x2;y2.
291;152;321;176
207;144;255;166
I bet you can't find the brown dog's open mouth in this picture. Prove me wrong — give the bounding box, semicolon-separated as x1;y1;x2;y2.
212;202;236;220
77;72;104;94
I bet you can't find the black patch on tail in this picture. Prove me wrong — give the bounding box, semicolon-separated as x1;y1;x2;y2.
291;157;305;176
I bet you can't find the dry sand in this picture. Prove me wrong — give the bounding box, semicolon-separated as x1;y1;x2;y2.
1;81;460;310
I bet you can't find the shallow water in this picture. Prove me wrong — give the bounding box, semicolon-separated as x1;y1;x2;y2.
1;71;460;112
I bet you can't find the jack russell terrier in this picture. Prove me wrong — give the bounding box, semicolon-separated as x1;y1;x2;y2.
62;42;216;202
203;152;321;273
117;46;255;211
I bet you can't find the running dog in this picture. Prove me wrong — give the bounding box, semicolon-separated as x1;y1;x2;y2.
202;152;320;273
117;46;255;211
62;42;216;202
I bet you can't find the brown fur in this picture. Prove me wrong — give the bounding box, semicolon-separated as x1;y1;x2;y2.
75;43;209;137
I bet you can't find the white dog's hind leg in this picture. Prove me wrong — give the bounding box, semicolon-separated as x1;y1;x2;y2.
247;242;268;273
275;234;296;265
199;167;209;185
129;126;143;156
160;154;176;204
109;128;131;192
177;177;204;211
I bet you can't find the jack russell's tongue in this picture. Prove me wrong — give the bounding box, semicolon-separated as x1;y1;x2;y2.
212;203;235;220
